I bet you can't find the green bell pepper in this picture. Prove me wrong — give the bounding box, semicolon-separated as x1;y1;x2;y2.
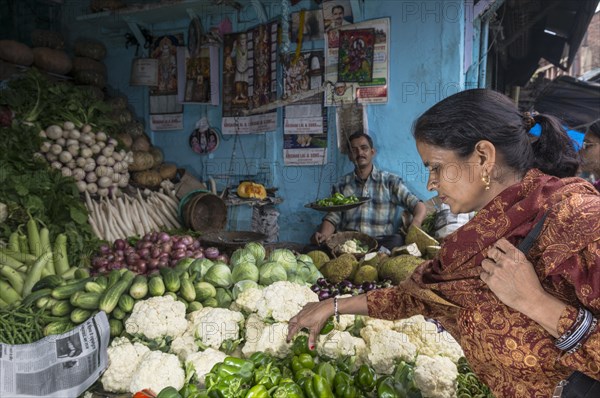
303;376;319;398
249;352;272;368
336;383;360;398
180;384;199;398
294;367;316;381
254;363;282;389
320;318;335;335
312;374;334;398
292;335;317;357
272;380;305;398
333;371;353;389
356;364;377;392
217;357;255;383
316;362;336;387
244;384;269;398
298;353;316;370
210;374;248;398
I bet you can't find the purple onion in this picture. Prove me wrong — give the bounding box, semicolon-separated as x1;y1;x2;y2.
193;251;205;259
180;235;193;246
148;258;159;270
204;247;220;259
114;239;127;250
172;249;186;260
157;232;171;242
215;254;229;264
138;248;150;259
318;291;331;300
190;240;201;250
99;244;111;254
150;246;161;259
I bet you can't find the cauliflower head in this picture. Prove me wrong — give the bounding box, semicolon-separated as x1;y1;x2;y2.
361;327;417;374
101;337;150;393
125;295;188;341
185;348;228;386
170;334;198;362
187;307;245;350
362;316;396;332
255;281;318;322
317;330;365;360
235;287;264;313
413;355;458;398
129;351;185;394
241;313;267;358
254;322;291;358
394;315;464;363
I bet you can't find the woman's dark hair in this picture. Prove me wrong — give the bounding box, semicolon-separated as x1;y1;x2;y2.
412;89;579;178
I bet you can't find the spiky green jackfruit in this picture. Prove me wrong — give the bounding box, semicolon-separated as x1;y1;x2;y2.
306;250;330;270
378;255;424;285
354;265;378;284
321;253;358;283
405;224;439;253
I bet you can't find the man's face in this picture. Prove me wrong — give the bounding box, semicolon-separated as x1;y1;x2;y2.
332;7;344;25
348;136;375;168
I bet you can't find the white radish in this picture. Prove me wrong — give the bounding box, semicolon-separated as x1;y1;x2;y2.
56;137;66;146
39;130;47;138
67;144;79;156
66;139;79;147
76;157;87;167
97;188;109;197
61;167;72;177
86;172;98;183
63;121;75;130
106;157;115;167
50;161;62;170
45;153;57;162
86;182;98;194
58;151;73;163
96;155;107;166
97;176;112;188
101;146;114;157
80;147;93;159
91;144;101;154
72;168;85;181
40;141;52;153
76;181;87;193
95;165;110;177
50;144;62;155
96;131;107;142
83;159;96;172
69;129;81;139
82;124;92;133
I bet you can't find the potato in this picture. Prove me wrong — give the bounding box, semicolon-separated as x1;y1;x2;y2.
0;40;34;66
33;47;72;75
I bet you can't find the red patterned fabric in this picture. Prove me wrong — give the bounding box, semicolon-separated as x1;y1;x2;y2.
367;169;600;397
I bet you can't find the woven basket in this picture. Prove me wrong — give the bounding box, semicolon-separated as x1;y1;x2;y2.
181;192;227;232
325;231;377;258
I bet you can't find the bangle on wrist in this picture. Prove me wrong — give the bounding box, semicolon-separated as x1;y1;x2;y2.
333;296;340;323
555;307;595;352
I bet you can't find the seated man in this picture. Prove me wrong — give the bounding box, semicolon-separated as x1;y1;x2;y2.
311;132;427;250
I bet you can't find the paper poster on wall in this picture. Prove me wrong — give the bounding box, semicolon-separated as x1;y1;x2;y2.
149;34;184;131
324;17;390;106
176;46;219;105
322;0;354;47
336;102;368;154
222;21;278;134
291;10;325;42
283;51;328;166
337;28;375;82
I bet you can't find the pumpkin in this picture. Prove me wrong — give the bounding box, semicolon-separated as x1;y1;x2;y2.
237;181;267;200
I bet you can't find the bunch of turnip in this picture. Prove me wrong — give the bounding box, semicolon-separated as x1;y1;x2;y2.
37;121;133;197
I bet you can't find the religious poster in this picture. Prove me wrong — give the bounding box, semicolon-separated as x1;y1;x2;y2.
283;51;328;166
149;34;184;131
324;17;390;106
222;21;278;134
337;28;375;82
176;46;219;105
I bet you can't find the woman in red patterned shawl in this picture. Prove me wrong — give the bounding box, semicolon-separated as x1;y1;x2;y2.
288;89;600;397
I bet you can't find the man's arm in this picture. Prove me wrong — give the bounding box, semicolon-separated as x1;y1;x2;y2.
410;201;427;228
311;219;336;245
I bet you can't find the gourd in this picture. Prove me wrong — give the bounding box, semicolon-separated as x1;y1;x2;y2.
132;170;162;188
237;181;267;200
129;151;154;171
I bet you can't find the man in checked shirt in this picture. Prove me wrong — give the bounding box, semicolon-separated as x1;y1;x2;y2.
311;132;427;250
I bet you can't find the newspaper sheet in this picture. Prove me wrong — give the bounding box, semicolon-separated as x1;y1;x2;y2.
0;312;110;398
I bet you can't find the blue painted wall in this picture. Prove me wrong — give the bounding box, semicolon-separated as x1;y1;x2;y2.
66;0;468;244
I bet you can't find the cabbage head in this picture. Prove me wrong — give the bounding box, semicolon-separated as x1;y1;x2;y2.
296;254;314;266
230;248;256;267
231;280;260;300
287;273;308;286
203;263;233;288
215;288;233;308
231;261;260;283
297;262;323;285
190;258;215;279
268;249;297;275
244;241;266;263
258;261;288;285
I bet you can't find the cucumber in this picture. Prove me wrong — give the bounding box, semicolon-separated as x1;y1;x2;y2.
179;277;196;302
70;308;93;324
129;275;148;299
84;281;105;294
95;275;108;290
44;320;75;336
109;319;123;337
148;276;166;297
111;306;126;320
118;294;135;313
187;301;203;313
51;277;91;300
161;268;181;293
70;291;101;310
21;288;52;307
31;275;64;292
98;270;135;314
51;300;73;317
74;268;90;279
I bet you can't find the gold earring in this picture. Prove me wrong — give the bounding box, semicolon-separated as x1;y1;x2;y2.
481;173;490;190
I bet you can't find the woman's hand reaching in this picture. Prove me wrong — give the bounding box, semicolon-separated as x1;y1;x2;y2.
287;299;334;349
